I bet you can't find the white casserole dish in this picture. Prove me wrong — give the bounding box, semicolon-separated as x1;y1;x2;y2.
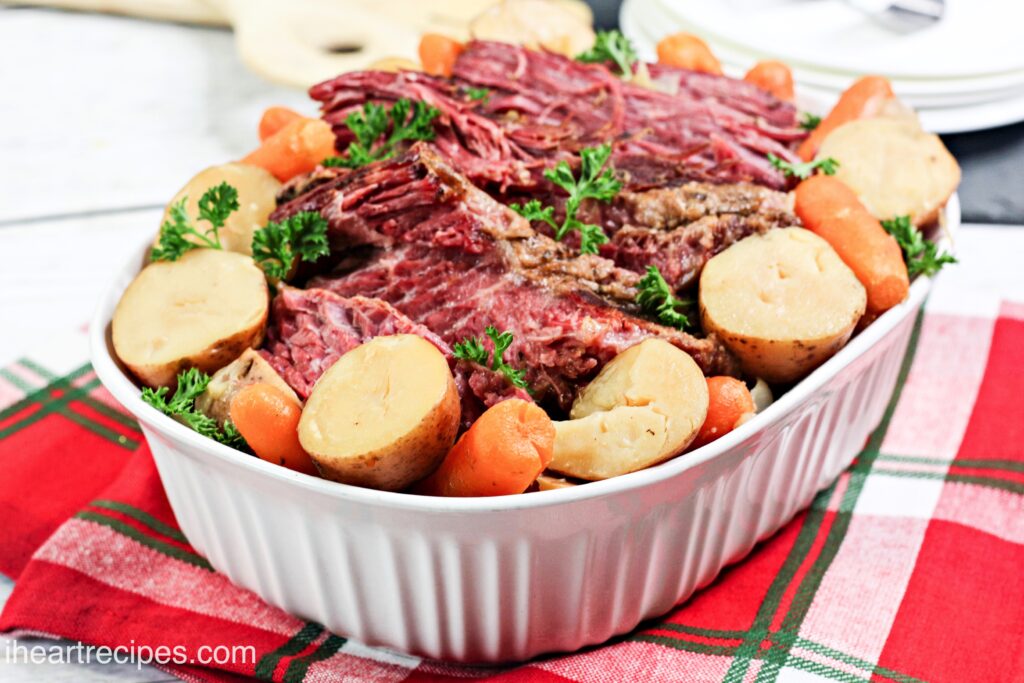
91;187;959;663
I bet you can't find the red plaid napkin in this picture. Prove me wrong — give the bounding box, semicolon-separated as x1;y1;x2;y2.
1;301;1022;682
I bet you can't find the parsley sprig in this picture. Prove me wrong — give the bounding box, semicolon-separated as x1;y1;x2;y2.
636;265;693;330
577;30;638;80
465;87;491;104
252;211;330;280
767;153;840;180
151;182;239;262
141;368;245;448
511;143;621;255
323;98;439;169
881;215;957;277
799;113;822;132
453;326;530;392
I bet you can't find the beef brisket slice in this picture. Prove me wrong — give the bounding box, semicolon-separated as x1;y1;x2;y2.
309;41;805;193
272;145;739;410
261;286;529;427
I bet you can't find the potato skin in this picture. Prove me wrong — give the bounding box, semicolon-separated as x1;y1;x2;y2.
128;324;266;389
298;335;460;492
699;228;866;384
816;117;960;227
113;249;269;388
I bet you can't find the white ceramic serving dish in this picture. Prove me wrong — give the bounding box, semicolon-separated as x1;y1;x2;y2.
91;191;959;663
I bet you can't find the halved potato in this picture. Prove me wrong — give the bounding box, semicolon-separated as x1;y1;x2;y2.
298;335;460;491
548;339;709;481
700;228;867;384
156;162;282;256
195;349;298;428
816;117;960;226
367;56;421;72
113;248;269;388
470;0;595;57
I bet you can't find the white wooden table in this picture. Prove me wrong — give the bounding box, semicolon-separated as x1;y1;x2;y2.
2;6;1023;683
0;7;309;680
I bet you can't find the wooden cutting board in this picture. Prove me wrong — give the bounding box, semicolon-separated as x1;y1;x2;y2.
4;0;592;87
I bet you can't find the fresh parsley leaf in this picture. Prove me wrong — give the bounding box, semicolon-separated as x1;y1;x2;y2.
252;210;330;280
881;215;957;277
799;113;822;132
542;143;621;254
636;265;693;330
151;182;240;262
196;182;239;235
466;87;491;104
452;336;489;366
577;30;638;79
767;153;839;180
325;98;440;169
141;368;245;447
510;199;558;230
452;327;531;392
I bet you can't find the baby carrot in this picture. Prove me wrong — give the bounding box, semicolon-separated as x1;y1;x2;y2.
230;384;317;476
691;377;755;449
418;34;463;78
413;399;555;497
656;33;723;75
241;117;337;182
794;175;909;315
744;60;795;101
798;75;894;161
258;106;303;142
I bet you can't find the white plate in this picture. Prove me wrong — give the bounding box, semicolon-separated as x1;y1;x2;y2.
651;0;1024;79
621;0;1024;133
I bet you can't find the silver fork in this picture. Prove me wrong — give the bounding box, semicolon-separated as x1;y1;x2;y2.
844;0;946;32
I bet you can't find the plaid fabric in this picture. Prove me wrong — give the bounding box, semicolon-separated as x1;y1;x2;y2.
1;303;1022;682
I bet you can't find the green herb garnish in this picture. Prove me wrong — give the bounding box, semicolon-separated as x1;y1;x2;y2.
881;215;957;277
252;211;330;280
636;265;693;330
511;143;621;255
151;182;239;262
799;113;822;132
453;326;530;392
323;98;439;169
767;153;839;180
577;30;638;79
466;87;491;104
141;368;245;448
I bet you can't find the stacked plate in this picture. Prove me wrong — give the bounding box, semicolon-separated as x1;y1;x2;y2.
621;0;1024;133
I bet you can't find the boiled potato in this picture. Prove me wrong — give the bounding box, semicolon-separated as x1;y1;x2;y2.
156;163;281;256
816;117;960;226
367;56;421;72
113;249;269;388
470;0;595;57
700;228;867;384
298;335;459;491
195;349;298;428
548;339;709;481
535;473;578;491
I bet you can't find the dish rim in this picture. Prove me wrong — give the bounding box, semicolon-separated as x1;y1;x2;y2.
89;193;960;515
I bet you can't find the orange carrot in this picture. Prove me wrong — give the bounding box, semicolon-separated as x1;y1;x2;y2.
413;399;555;497
794;175;909;315
419;34;463;78
656;33;723;75
229;384;317;476
241;117;336;182
798;75;894;161
258;106;303;142
692;377;755;449
744;60;795;101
